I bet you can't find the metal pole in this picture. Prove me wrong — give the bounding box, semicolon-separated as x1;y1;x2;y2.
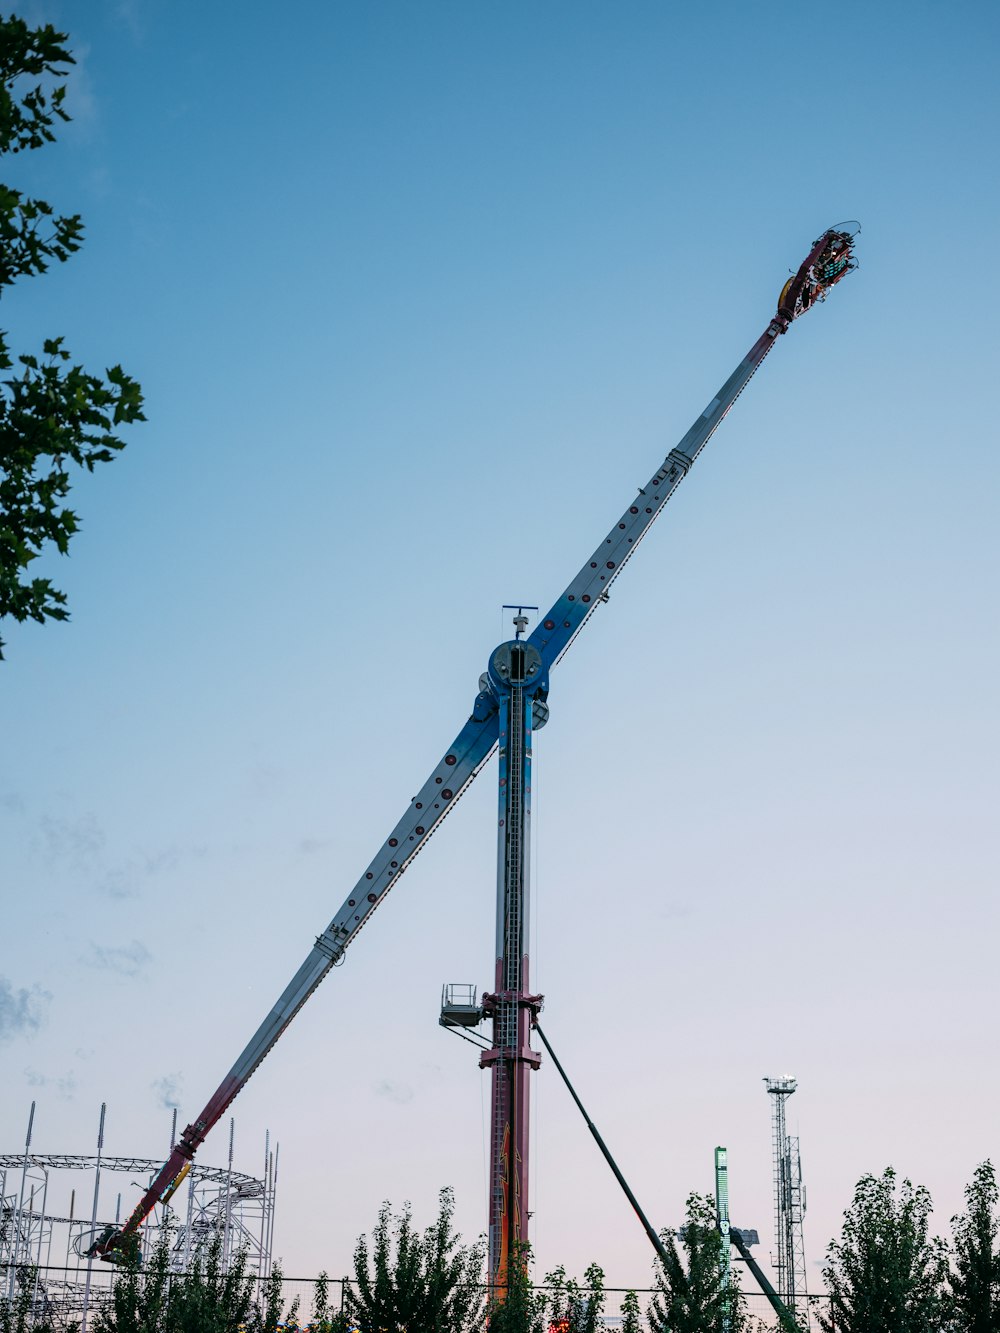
143;1183;155;1266
44;1171;55;1277
80;1102;106;1333
9;1100;35;1300
166;1110;180;1274
222;1118;235;1271
0;1164;10;1301
266;1145;279;1278
32;1168;50;1312
257;1130;270;1296
65;1189;75;1285
182;1158;196;1273
729;1227;801;1333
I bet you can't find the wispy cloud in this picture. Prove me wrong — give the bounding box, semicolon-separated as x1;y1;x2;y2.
96;842;204;900
111;0;147;42
82;940;151;978
37;812;106;869
24;1067;78;1100
98;867;139;900
298;837;333;856
151;1073;183;1110
0;976;51;1044
374;1079;414;1105
28;798;203;900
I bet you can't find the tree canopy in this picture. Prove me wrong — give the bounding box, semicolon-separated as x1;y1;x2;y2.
646;1192;753;1333
91;1231;289;1333
818;1167;950;1333
0;14;144;658
950;1160;1000;1333
345;1187;486;1333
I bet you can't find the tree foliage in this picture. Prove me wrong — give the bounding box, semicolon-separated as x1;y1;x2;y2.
345;1187;486;1333
950;1160;1000;1333
543;1260;605;1333
0;1265;69;1333
483;1242;547;1333
92;1231;291;1333
818;1168;950;1333
646;1193;752;1333
0;14;144;658
310;1271;354;1333
619;1289;643;1333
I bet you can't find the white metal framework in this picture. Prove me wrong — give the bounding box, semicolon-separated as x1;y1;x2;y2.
1;1104;276;1330
764;1077;808;1326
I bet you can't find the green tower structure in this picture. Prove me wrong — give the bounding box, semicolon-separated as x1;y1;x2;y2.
715;1146;732;1332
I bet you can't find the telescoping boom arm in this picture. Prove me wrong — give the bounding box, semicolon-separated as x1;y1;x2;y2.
91;224;857;1259
528;224;857;674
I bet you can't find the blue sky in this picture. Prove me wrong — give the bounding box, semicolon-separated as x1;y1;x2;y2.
2;0;999;1306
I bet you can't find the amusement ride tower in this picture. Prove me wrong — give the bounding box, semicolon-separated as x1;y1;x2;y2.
89;228;858;1309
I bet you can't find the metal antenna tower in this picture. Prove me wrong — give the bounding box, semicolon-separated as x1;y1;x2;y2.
764;1077;808;1325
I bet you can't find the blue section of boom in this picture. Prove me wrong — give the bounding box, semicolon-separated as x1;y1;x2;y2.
529;322;781;671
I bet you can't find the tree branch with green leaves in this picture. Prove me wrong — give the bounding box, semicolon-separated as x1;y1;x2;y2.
0;13;145;659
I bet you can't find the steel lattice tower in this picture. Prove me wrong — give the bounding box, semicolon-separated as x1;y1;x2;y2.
764;1077;808;1326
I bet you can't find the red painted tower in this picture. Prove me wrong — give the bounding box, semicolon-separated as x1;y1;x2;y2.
478;624;546;1288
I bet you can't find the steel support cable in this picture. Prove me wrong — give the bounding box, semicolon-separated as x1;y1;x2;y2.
728;1228;802;1333
535;1022;803;1330
536;1023;805;1327
532;1022;692;1306
441;1023;491;1052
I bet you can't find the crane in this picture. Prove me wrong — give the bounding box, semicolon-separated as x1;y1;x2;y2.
90;225;858;1282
